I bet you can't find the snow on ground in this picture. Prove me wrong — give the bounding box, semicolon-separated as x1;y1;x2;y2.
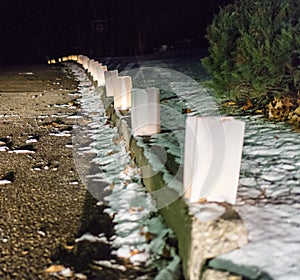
214;116;300;280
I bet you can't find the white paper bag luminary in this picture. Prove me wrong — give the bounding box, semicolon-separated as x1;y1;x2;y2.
93;62;102;80
87;59;96;75
184;116;245;204
113;76;132;110
77;55;83;65
89;60;97;77
131;88;161;136
94;65;108;86
82;58;89;70
82;57;89;70
81;56;87;65
70;55;77;61
104;70;118;97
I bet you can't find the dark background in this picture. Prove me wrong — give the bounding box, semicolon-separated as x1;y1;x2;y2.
0;0;232;65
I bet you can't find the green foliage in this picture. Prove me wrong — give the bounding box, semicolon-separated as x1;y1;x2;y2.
202;0;300;106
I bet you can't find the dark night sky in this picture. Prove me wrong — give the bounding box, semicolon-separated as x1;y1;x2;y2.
0;0;233;65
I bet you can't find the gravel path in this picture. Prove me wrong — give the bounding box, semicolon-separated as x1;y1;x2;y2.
0;64;91;279
0;65;117;279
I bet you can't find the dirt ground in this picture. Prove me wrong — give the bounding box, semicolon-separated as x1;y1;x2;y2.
0;64;148;279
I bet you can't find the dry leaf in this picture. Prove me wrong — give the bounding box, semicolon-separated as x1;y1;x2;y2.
294;106;300;115
82;117;92;123
129;207;144;213
144;232;156;242
130;249;140;256
64;244;74;251
109;183;115;190
242;99;253;110
198;198;207;203
106;150;117;156
224;101;236;106
274;99;283;109
45;265;65;273
181;108;192;114
282;97;294;109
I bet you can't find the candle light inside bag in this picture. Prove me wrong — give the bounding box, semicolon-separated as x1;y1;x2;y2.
104;70;118;96
77;55;83;64
131;88;160;136
82;56;89;70
87;59;96;75
113;76;132;110
94;65;108;86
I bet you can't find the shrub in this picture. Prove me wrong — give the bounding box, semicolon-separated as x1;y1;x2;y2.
202;0;300;107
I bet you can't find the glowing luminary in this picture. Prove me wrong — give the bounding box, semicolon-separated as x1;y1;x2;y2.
113;76;132;110
183;116;245;204
94;65;107;86
89;60;98;79
104;70;118;96
69;55;77;61
82;57;89;70
87;59;96;75
131;88;160;136
77;55;83;65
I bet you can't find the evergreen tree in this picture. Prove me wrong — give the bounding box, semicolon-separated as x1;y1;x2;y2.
203;0;300;107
